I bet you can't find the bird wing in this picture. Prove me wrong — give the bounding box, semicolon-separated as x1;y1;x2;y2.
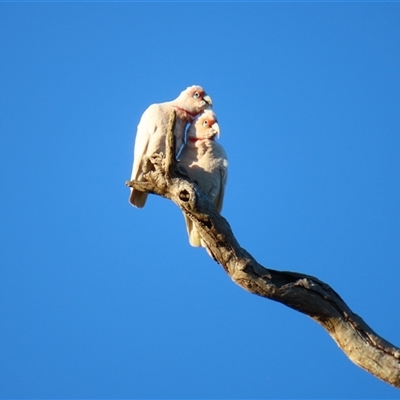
129;104;160;207
215;165;228;213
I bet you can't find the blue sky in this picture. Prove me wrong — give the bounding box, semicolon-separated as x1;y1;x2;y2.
1;2;400;399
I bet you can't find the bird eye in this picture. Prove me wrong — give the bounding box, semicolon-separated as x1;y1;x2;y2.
193;92;200;99
203;120;208;127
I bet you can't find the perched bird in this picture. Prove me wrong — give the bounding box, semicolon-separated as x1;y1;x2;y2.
129;86;212;208
179;110;228;247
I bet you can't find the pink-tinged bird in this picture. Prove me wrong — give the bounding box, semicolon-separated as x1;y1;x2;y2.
129;86;212;208
179;110;228;247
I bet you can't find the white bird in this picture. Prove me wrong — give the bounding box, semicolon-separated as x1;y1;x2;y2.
129;86;212;208
179;110;228;247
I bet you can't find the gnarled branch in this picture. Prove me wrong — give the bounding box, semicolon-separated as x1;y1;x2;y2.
126;111;400;389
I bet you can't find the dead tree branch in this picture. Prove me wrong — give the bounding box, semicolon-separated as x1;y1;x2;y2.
126;111;400;389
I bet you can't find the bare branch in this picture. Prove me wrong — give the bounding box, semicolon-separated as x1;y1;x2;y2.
125;112;400;389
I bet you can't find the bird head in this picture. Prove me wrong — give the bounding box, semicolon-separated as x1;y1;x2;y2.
175;85;212;117
187;110;220;141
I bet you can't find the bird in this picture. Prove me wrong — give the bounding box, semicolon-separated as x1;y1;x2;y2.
178;109;228;247
129;86;212;208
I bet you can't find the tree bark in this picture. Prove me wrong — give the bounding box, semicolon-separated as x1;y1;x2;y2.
126;111;400;389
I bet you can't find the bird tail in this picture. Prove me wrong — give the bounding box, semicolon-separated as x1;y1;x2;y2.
129;189;148;208
183;214;203;247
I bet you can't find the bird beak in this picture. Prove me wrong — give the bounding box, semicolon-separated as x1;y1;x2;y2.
212;122;220;138
203;94;212;106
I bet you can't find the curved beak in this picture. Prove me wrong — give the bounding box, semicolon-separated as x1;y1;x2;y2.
203;94;212;106
212;121;220;138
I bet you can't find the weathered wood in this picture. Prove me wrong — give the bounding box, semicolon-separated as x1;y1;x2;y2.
126;112;400;389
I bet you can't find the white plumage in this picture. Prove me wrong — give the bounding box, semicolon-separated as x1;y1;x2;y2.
179;110;228;247
129;86;212;208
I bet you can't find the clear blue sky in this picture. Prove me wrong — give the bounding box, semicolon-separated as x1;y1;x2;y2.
1;2;400;399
